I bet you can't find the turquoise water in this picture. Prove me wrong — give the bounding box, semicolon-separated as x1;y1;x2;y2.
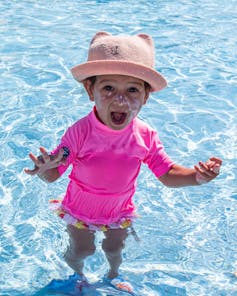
1;0;237;295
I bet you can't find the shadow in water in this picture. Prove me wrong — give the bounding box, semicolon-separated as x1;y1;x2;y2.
31;276;135;296
31;277;104;295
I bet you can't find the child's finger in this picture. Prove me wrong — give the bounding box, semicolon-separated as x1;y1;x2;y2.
211;164;220;174
24;167;39;175
194;165;202;173
39;147;51;163
58;148;65;159
196;162;215;177
28;152;42;166
209;157;222;165
198;161;210;173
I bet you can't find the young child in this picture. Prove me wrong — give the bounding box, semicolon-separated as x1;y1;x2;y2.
25;31;222;293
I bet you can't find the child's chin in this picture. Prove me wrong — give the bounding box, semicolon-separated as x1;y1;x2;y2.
109;121;128;130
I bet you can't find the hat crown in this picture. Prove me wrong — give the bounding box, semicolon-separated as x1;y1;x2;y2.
71;31;167;92
88;32;155;68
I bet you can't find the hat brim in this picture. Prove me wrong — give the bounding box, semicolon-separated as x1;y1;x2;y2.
71;60;167;92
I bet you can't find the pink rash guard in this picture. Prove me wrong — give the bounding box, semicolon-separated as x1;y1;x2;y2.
53;108;174;225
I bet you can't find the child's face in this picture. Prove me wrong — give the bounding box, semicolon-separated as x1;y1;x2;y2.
84;75;150;130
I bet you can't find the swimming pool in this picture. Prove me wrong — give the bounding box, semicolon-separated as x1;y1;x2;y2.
1;0;237;295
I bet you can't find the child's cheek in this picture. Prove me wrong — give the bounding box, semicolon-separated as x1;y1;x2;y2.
100;92;113;104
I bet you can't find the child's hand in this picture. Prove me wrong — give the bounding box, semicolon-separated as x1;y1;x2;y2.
24;146;68;176
194;157;222;185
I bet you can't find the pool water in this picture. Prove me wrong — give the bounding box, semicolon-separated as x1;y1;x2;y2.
1;1;237;295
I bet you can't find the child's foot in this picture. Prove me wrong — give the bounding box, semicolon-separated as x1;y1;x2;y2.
105;275;134;294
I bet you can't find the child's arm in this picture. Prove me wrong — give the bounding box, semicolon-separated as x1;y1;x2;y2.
24;146;67;183
159;157;222;187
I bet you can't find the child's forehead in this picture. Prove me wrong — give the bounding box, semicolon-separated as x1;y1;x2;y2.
96;74;146;84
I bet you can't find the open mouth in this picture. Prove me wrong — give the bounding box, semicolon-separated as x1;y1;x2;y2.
111;112;127;125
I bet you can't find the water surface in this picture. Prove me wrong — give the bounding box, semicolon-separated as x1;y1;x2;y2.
0;1;237;295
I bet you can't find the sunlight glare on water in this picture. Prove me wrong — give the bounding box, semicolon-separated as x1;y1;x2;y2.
0;1;237;295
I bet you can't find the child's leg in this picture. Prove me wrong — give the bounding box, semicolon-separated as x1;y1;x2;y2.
64;224;96;275
102;228;129;279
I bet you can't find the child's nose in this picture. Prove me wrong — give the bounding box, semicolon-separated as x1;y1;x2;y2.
115;94;127;104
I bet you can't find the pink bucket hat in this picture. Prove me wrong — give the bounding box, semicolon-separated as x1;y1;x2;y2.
71;31;167;92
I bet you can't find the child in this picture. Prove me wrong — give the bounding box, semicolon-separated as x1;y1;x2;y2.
25;31;222;293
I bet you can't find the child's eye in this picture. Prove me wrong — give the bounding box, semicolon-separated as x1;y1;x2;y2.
103;85;114;91
128;87;138;93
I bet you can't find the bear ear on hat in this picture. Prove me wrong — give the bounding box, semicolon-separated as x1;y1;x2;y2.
137;33;154;47
90;31;111;44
